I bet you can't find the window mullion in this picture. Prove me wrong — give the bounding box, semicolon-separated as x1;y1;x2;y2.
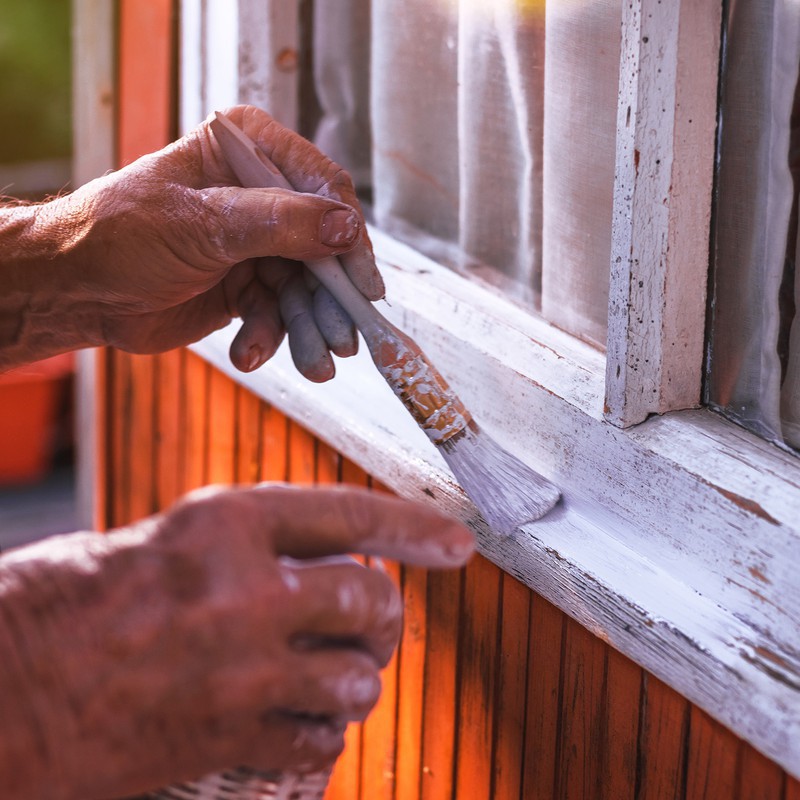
604;0;721;428
236;0;300;129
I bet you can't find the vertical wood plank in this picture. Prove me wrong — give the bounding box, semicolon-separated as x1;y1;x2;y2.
154;350;183;510
126;354;156;520
359;477;399;800
360;562;400;800
685;707;739;800
522;593;564;800
287;419;316;484
181;351;210;492
234;386;262;484
325;458;368;800
636;674;690;800
315;437;341;485
602;647;641;800
118;0;175;162
736;743;786;800
786;775;800;799
109;351;132;527
394;563;428;800
453;554;501;798
111;0;175;526
259;401;288;483
555;617;607;800
420;567;463;800
236;0;300;128
493;572;531;800
206;367;237;486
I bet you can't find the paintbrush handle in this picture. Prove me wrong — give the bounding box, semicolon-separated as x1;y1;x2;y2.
209;112;385;337
210;112;472;444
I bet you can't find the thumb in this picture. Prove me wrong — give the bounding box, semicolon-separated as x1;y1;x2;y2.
201;185;361;264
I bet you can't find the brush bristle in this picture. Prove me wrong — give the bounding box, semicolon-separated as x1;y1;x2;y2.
439;424;560;534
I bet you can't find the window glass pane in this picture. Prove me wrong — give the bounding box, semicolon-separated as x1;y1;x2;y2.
708;0;800;454
309;0;621;348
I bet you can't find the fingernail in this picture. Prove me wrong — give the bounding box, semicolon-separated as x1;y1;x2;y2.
321;208;360;247
247;344;263;372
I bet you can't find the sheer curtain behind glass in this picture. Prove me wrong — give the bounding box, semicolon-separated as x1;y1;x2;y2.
709;0;800;453
312;0;621;346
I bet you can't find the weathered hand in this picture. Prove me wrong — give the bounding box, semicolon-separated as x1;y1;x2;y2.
0;484;473;799
0;105;380;380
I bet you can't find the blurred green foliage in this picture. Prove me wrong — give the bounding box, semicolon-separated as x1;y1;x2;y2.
0;0;72;164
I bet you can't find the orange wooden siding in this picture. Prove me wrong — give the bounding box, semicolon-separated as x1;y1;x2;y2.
101;352;800;800
104;6;800;797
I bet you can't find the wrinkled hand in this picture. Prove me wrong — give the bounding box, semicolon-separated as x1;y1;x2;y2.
0;484;473;799
33;105;381;380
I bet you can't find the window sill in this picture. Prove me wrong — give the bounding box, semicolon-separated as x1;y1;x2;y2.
192;228;800;779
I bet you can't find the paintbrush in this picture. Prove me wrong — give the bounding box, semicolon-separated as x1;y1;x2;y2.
210;111;560;532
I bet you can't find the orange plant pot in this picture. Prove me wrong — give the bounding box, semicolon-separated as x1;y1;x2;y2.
0;353;74;485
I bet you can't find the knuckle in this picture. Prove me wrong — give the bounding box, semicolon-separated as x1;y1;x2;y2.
320;167;355;201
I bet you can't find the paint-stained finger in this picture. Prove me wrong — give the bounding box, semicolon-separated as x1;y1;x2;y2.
280;558;402;667
338;239;385;301
313;287;358;358
279;274;335;382
229;279;284;372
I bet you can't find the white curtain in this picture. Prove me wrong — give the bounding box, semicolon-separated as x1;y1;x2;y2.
313;0;621;343
709;0;800;452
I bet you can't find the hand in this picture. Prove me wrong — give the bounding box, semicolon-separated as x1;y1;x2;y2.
0;484;473;799
0;105;381;380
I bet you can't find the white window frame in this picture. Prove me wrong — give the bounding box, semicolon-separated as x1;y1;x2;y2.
72;0;800;778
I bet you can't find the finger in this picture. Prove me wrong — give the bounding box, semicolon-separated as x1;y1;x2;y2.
198;185;361;265
281;559;402;667
224;105;358;202
251;713;347;775
338;238;385;301
222;484;475;566
279;274;335;382
281;649;383;722
229;280;284;372
313;287;358;357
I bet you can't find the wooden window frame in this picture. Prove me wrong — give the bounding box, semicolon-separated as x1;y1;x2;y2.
71;0;800;778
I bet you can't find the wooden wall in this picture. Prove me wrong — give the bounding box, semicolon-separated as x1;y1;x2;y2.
103;4;800;798
102;352;800;800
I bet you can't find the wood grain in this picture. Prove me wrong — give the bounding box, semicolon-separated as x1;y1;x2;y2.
206;366;236;486
522;593;565;800
602;647;641;800
325;458;368;800
493;572;531;800
555;616;607;799
154;350;183;509
685;707;739;800
259;400;288;483
454;555;501;798
420;566;462;800
394;564;428;800
234;385;262;485
737;742;786;800
181;352;210;492
636;674;690;800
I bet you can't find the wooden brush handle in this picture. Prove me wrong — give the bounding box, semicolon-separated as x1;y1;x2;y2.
210;112;472;444
209;112;383;336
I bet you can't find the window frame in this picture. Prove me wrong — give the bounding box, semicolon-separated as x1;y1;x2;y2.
72;0;800;778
